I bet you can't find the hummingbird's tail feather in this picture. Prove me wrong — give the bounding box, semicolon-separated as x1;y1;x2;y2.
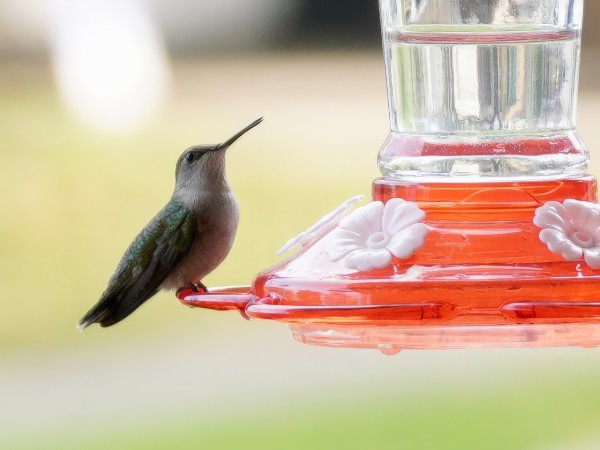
76;292;116;330
76;288;158;330
76;304;110;331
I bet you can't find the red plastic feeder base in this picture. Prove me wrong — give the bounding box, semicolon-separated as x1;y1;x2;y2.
179;177;600;351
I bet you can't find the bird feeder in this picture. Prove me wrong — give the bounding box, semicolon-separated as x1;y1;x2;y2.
178;0;600;351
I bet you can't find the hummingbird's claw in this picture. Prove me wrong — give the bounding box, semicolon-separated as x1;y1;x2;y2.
189;282;208;293
175;283;208;299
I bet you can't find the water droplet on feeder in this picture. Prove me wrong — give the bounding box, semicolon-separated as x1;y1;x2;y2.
378;344;402;355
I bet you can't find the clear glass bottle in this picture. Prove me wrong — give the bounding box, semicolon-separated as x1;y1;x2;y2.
378;0;587;179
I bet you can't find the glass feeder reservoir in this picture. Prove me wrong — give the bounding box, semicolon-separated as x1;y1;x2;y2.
378;0;586;179
179;0;600;352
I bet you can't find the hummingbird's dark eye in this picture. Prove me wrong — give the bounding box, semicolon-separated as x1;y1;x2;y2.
185;152;195;163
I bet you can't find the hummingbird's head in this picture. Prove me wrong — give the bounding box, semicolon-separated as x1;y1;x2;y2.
174;117;262;194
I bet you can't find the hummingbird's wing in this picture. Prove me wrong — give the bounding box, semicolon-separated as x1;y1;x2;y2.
77;201;197;329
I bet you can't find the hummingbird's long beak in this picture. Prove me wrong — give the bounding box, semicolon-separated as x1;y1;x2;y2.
215;117;263;151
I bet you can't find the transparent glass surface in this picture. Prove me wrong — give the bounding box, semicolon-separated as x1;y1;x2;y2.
378;0;587;179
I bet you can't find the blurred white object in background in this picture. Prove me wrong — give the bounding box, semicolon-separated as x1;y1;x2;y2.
1;0;300;134
44;0;170;134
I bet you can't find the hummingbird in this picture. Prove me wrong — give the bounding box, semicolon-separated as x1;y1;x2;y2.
77;117;263;330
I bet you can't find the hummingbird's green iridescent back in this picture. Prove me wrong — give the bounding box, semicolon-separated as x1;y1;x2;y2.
79;201;197;328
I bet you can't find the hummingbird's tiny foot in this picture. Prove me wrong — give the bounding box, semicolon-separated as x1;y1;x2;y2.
188;282;208;293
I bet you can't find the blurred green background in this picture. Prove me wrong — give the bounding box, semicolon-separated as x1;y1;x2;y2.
2;1;600;449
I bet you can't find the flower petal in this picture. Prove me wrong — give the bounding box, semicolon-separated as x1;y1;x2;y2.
387;223;429;259
325;228;363;262
583;247;600;269
539;229;583;261
382;198;426;236
339;201;384;239
564;199;600;236
533;201;574;234
344;249;392;271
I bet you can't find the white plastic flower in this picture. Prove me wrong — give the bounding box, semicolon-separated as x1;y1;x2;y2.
276;195;364;255
533;199;600;268
326;198;429;271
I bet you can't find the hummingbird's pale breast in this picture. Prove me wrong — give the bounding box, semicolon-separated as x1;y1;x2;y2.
161;191;239;290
